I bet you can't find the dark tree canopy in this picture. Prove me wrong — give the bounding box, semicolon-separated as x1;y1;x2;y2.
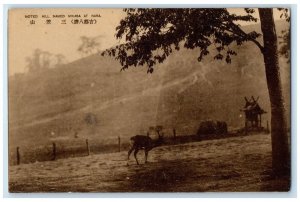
102;8;264;73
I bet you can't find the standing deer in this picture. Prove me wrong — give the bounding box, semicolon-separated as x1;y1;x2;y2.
128;134;164;165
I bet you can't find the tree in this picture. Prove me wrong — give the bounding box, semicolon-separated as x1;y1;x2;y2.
102;8;290;176
278;28;290;62
78;36;102;56
258;9;289;176
55;54;67;67
26;49;43;72
278;8;290;63
25;49;66;72
41;51;51;69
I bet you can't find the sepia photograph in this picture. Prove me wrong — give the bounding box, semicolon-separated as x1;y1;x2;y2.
7;7;291;193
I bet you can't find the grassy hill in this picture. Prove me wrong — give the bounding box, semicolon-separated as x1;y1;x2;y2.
9;21;290;154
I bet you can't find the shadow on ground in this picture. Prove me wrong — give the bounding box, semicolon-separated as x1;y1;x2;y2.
125;158;242;192
127;160;199;192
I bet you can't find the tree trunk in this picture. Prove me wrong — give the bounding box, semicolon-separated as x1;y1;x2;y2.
258;8;290;176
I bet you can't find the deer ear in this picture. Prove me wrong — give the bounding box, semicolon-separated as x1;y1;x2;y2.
256;96;259;102
244;97;249;102
251;96;256;102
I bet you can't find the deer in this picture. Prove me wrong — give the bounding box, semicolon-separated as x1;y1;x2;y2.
128;133;164;165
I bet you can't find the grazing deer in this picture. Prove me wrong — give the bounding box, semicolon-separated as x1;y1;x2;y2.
128;134;164;165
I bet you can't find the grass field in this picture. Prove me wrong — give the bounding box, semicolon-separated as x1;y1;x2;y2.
9;133;290;192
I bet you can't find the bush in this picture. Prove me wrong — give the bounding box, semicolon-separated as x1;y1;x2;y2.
197;120;227;136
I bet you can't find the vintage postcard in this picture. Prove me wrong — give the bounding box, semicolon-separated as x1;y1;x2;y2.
8;8;291;192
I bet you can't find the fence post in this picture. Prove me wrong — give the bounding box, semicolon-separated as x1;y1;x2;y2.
86;139;90;156
173;128;176;139
16;147;20;165
52;142;56;161
118;136;121;152
245;121;248;135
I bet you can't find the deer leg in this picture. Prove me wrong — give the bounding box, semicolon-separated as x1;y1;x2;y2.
128;147;134;160
145;150;149;164
134;149;139;165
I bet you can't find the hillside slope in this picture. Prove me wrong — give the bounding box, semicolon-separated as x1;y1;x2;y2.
9;21;290;149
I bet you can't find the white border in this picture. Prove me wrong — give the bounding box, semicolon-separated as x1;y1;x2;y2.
1;0;299;200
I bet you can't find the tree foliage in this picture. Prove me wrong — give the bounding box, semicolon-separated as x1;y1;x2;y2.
278;8;290;62
26;49;66;73
102;8;263;73
278;29;290;62
78;36;102;56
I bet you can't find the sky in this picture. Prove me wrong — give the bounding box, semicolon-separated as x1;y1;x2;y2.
9;8;126;75
8;8;285;75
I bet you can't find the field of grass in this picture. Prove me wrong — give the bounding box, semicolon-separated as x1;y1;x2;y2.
9;133;290;192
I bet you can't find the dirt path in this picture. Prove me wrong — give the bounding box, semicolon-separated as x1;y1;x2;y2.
9;134;290;192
